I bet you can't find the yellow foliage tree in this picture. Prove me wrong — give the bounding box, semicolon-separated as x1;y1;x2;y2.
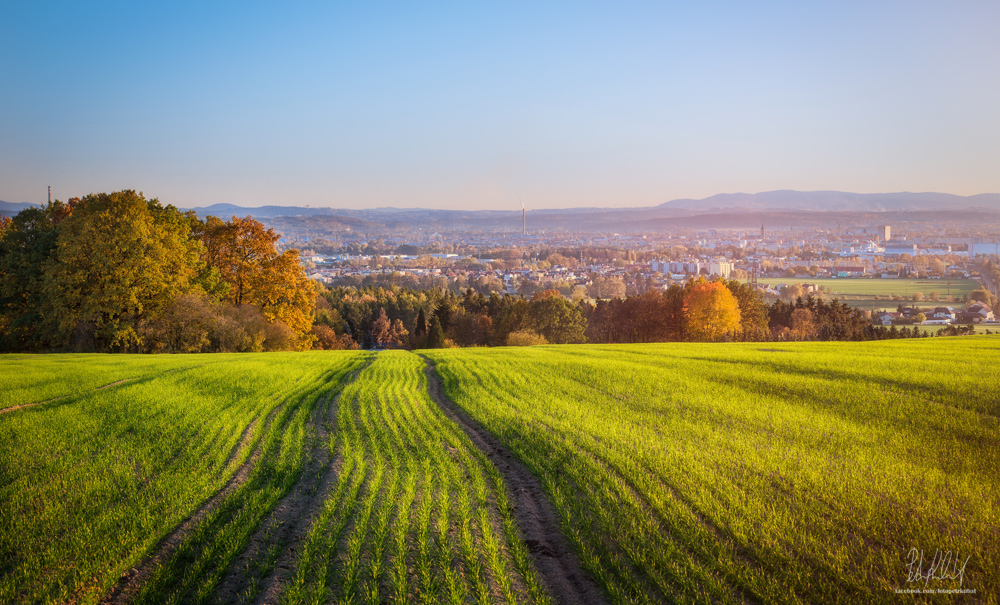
790;308;818;340
43;191;202;350
683;279;742;341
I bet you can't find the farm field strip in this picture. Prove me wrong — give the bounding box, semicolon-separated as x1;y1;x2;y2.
3;341;998;605
754;277;982;311
421;356;608;605
426;338;1000;604
127;355;368;605
210;356;376;605
755;277;980;297
282;350;548;605
0;353;215;410
104;399;270;605
0;352;367;605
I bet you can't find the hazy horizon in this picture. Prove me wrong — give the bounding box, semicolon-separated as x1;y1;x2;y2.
8;189;1000;215
3;2;999;210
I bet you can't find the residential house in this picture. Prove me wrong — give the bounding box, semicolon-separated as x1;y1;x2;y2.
966;302;995;322
929;306;956;322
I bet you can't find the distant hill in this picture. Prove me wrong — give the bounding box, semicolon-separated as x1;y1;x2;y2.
179;191;1000;234
188;204;366;219
261;215;383;234
659;190;1000;212
0;200;40;217
186;190;1000;223
5;191;999;230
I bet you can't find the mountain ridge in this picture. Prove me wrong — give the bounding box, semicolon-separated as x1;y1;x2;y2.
4;191;999;223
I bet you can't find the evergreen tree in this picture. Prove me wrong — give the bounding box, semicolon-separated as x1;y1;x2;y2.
425;315;445;349
414;307;427;337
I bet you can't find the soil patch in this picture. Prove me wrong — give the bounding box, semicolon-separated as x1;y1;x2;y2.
420;356;608;605
0;402;38;416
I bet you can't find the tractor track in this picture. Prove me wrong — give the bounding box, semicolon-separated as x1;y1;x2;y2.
213;358;373;605
99;405;275;605
420;355;609;605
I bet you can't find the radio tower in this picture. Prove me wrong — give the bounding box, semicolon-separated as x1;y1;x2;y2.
520;199;525;235
48;186;51;203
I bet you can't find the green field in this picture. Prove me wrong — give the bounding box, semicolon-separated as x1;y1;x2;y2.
915;323;999;335
756;277;980;310
2;340;998;604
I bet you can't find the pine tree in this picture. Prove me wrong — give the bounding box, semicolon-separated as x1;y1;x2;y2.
414;307;427;337
425;315;445;349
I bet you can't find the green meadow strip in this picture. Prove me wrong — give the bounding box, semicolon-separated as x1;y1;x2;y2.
0;352;366;605
281;351;546;604
425;337;1000;604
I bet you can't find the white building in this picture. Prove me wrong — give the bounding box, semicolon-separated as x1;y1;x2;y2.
970;241;1000;256
708;261;735;279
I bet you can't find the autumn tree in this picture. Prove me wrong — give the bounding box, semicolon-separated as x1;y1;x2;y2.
969;288;994;307
311;324;341;349
43;191;202;350
200;215;316;346
683;278;742;341
371;307;408;347
589;275;626;299
371;307;392;347
790;308;818;340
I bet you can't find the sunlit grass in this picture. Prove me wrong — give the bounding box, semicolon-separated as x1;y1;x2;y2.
282;351;546;604
426;337;1000;604
0;352;366;605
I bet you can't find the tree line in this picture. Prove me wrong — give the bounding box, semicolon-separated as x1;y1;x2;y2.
314;278;923;350
0;192;933;353
0;191;316;352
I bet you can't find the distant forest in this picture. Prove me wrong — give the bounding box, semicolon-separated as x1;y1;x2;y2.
313;280;930;351
0;191;970;354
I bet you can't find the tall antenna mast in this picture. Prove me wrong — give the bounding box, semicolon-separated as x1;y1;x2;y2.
520;199;525;235
48;186;51;203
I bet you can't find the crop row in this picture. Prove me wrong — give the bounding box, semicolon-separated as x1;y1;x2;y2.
426;338;1000;604
0;352;365;604
3;338;997;604
282;350;546;605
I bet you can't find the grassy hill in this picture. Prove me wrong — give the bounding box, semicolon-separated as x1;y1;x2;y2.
2;338;996;603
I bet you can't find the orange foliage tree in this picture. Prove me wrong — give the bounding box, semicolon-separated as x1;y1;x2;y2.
200;215;316;346
683;278;742;341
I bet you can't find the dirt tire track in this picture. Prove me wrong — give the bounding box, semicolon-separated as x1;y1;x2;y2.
99;406;273;605
1;378;137;416
213;358;373;605
420;356;609;605
2;365;202;416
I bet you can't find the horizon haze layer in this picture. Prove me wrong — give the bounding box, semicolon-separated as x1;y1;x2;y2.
5;189;1000;216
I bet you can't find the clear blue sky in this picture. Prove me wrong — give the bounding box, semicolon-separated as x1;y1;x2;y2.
2;1;998;210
